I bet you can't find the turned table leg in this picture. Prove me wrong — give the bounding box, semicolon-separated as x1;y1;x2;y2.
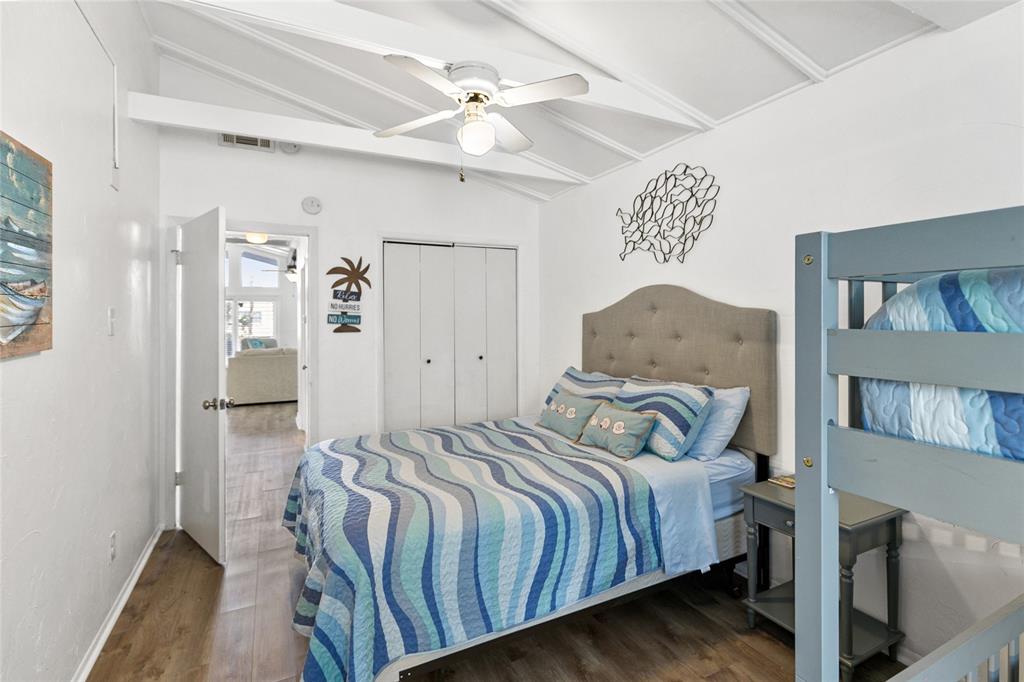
886;520;902;660
840;557;856;664
746;520;758;628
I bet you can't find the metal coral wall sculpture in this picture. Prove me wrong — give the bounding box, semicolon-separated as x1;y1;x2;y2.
617;163;720;264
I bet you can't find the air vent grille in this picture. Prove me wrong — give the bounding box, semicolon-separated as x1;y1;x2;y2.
218;133;275;152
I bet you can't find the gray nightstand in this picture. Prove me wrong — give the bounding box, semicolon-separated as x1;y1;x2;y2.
741;480;907;682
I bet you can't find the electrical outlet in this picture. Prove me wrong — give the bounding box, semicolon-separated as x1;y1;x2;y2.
109;531;117;562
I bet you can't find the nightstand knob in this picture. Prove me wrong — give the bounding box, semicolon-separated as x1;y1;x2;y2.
785;520;795;528
802;457;814;468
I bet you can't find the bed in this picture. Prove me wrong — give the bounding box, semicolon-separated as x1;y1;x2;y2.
795;206;1024;682
284;284;778;682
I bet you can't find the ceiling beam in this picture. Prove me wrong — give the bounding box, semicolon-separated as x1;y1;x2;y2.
891;0;1015;30
127;92;579;183
180;5;438;118
153;36;372;129
537;104;642;160
176;0;703;128
480;0;716;130
710;0;827;82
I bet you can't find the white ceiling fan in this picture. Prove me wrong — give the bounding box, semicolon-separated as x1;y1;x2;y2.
374;55;589;157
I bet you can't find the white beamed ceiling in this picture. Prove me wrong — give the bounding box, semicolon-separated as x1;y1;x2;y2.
139;0;1018;201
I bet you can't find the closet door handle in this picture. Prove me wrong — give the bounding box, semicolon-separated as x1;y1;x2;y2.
425;358;432;364
478;355;484;360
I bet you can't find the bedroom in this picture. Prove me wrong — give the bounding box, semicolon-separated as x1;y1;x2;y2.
0;1;1021;681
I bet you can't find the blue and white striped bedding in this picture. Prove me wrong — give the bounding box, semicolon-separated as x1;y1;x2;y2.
860;267;1023;461
283;419;683;682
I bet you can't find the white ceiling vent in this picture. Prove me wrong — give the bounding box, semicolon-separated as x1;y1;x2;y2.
218;133;275;152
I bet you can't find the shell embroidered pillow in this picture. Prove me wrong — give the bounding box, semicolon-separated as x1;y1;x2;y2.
538;390;606;441
579;403;657;459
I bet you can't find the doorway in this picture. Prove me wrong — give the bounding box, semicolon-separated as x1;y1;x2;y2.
223;231;310;430
169;211;317;564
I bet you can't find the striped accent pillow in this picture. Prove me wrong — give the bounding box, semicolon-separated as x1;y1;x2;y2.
544;367;625;407
612;380;714;461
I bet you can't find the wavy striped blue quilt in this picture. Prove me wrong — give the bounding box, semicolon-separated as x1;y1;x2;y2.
861;267;1023;461
283;419;662;682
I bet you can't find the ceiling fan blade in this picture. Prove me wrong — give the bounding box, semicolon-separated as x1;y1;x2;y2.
384;54;465;99
374;108;463;138
495;74;589;107
488;113;533;153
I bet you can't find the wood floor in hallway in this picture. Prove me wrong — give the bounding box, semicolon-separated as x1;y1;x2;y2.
89;402;904;682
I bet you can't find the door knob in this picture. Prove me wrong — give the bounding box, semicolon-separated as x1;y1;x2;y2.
478;355;484;360
426;358;432;364
202;398;218;410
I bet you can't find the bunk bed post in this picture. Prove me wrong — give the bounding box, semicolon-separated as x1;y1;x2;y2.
795;232;840;682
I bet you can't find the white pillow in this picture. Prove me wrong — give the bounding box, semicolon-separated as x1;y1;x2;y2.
686;386;751;461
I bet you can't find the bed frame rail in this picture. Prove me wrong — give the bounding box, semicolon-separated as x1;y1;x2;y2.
794;206;1024;682
889;593;1023;682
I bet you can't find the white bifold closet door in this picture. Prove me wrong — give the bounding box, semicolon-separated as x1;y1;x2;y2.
454;247;489;423
419;245;455;428
484;248;517;421
384;242;516;431
383;242;422;431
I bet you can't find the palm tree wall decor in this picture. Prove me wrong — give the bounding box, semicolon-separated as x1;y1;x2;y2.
326;257;371;333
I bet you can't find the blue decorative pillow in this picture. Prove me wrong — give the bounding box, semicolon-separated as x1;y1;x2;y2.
247;338;265;349
544;367;625;407
580;403;657;459
687;386;751;461
538;390;606;441
613;380;714;461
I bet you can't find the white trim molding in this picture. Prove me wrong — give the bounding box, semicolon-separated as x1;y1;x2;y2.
71;525;164;682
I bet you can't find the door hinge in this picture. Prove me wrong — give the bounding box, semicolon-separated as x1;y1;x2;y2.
170;249;182;265
175;471;183;486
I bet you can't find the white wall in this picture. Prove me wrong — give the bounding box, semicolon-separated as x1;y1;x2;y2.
538;6;1023;662
159;124;541;444
0;3;161;680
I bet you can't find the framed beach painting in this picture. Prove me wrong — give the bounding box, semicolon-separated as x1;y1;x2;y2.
1;132;52;359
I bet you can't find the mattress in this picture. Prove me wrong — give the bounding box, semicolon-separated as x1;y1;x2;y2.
706;448;756;519
860;267;1023;461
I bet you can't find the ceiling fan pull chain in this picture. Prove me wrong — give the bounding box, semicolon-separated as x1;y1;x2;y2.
458;146;465;183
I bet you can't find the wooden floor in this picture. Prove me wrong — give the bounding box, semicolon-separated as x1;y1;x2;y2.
91;403;904;681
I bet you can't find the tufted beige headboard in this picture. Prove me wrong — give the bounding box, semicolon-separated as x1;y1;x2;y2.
582;284;778;456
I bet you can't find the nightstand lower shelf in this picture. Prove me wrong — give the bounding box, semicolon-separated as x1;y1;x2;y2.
745;581;904;669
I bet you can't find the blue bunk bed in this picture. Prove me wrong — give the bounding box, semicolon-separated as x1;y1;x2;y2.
794;206;1024;682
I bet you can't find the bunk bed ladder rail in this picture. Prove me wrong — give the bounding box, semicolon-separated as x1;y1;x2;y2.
794;206;1024;682
890;592;1022;682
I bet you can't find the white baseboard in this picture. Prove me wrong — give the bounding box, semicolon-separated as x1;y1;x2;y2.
71;524;164;682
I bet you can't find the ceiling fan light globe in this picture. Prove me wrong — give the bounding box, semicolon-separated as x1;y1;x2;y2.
457;120;495;156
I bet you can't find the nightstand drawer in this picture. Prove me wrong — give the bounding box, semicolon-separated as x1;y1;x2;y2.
754;498;796;535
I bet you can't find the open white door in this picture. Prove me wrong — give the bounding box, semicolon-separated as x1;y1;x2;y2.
179;207;227;563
